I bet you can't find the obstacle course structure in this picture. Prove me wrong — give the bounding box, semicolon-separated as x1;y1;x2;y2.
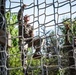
0;0;76;75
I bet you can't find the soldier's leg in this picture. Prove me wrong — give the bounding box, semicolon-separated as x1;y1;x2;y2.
33;38;43;58
28;37;44;58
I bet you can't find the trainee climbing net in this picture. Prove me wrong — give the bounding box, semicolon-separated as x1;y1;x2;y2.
0;0;76;75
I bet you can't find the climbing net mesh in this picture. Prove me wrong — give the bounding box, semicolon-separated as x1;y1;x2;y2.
0;0;76;75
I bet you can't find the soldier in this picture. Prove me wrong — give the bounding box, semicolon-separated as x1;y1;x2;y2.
18;4;42;61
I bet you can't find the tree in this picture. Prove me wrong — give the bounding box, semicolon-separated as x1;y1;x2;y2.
59;18;76;75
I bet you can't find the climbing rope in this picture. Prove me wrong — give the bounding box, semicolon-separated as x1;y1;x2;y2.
0;0;76;75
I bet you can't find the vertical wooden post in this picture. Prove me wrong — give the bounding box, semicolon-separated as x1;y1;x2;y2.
0;0;6;75
0;0;9;75
0;0;5;30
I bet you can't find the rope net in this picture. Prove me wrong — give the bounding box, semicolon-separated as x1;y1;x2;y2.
0;0;76;75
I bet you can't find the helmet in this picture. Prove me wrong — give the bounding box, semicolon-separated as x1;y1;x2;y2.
24;15;30;22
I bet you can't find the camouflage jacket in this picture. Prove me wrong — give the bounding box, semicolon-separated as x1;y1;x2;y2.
18;5;33;40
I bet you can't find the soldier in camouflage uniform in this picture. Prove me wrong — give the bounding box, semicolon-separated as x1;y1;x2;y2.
18;4;42;62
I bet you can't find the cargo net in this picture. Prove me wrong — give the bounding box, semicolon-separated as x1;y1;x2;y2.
0;0;76;75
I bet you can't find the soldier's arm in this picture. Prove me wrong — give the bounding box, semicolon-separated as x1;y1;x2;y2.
29;26;34;37
30;30;34;37
17;4;26;25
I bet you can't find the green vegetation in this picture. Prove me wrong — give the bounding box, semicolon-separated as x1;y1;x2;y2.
6;12;23;75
